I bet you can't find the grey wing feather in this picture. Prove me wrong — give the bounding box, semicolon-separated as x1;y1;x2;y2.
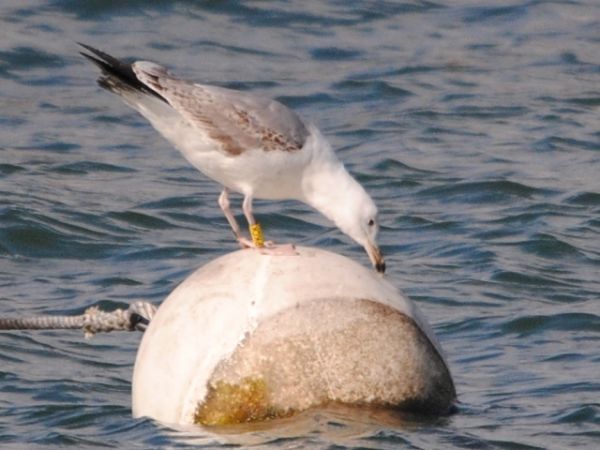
133;62;309;155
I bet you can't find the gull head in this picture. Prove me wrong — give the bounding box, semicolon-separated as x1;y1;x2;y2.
340;193;386;274
304;163;385;273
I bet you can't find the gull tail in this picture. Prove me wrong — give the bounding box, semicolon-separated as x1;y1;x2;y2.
78;43;167;103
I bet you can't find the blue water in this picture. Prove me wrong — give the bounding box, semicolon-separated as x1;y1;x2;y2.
1;1;599;448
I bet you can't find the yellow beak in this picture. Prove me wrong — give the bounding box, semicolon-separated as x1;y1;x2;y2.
365;242;385;274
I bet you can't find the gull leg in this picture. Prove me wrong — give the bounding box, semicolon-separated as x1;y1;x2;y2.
242;194;265;247
218;189;253;248
242;194;297;255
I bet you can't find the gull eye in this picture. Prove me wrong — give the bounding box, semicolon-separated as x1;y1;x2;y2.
368;219;375;227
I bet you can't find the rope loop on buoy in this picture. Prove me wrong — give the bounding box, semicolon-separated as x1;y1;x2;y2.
0;301;157;339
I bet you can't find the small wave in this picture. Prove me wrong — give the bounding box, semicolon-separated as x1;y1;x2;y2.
566;192;600;206
490;270;567;287
373;158;436;175
417;180;541;204
0;207;129;259
332;79;413;101
51;161;136;175
0;224;114;259
396;215;463;234
450;105;529;120
23;141;80;153
461;4;527;24
519;233;584;260
140;195;207;211
276;92;334;109
107;211;174;230
422;125;486;138
89;276;143;288
0;116;27;127
0;163;26;176
501;313;600;337
114;245;211;262
565;96;600;107
534;136;600;152
552;404;599;425
188;40;280;59
488;209;563;227
310;47;363;61
0;46;65;73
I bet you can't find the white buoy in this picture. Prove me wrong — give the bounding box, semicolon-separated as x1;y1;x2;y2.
132;246;455;426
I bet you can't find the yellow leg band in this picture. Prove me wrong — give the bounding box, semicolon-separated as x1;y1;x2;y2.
249;223;265;248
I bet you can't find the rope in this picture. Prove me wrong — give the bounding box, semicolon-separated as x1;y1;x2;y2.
0;301;157;339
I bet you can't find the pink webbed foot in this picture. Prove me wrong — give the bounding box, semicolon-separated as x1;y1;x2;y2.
236;236;255;249
258;242;298;256
237;236;297;255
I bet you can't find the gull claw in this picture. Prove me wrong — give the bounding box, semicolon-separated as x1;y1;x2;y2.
237;236;255;249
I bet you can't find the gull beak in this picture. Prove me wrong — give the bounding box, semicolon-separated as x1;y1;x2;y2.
365;241;385;274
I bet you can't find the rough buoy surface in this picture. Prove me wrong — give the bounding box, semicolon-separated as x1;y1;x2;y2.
132;246;455;426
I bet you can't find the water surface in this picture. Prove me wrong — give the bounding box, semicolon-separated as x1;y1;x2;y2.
1;1;599;448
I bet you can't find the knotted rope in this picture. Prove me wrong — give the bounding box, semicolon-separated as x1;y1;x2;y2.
0;301;157;338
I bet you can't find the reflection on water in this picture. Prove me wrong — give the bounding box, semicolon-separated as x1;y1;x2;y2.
168;404;449;449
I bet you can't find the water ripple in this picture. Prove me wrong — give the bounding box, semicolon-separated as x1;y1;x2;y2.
332;79;413;101
1;0;599;449
502;313;600;337
417;180;543;203
52;161;136;175
0;46;65;74
519;233;585;259
0;163;26;176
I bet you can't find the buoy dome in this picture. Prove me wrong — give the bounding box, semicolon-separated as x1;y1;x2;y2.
132;246;455;425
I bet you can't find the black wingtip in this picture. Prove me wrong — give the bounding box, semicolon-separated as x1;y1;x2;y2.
79;43;167;103
78;43;120;71
79;50;105;71
78;43;130;76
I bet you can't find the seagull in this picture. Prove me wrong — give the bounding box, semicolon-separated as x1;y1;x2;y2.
79;44;385;273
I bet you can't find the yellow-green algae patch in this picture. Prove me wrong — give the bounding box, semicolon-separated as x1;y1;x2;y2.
194;377;294;426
